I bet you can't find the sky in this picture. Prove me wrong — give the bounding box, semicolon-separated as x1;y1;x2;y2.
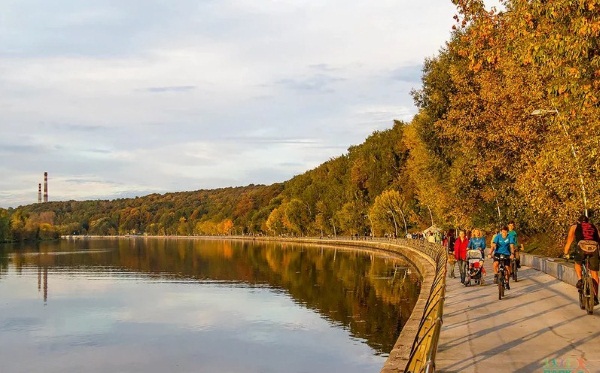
0;0;502;209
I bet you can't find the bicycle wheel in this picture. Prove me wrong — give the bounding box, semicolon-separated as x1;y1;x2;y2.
584;277;595;315
579;288;586;310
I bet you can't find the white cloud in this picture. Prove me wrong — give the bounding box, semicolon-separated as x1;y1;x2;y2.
0;0;459;208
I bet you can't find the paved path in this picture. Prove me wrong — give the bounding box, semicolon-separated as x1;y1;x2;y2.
436;261;600;373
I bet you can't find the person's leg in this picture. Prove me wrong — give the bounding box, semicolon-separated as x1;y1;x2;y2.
459;260;467;283
505;259;511;289
575;263;583;282
589;254;599;304
574;249;583;288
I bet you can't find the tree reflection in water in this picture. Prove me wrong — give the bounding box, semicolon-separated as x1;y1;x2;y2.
1;238;420;355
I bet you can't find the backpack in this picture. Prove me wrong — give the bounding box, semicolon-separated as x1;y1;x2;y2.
578;240;599;253
576;222;599;253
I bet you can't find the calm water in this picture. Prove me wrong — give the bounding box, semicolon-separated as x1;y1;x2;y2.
0;238;420;373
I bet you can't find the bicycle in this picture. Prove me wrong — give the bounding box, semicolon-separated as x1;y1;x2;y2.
497;254;509;300
577;254;595;315
567;239;599;315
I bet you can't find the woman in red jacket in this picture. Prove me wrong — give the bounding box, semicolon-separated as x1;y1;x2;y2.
454;229;469;284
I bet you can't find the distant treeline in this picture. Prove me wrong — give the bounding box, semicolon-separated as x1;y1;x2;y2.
2;0;598;245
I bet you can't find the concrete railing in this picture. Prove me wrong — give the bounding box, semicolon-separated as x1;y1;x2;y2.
521;252;578;286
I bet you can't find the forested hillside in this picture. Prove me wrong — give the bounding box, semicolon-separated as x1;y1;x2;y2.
0;121;419;240
1;0;598;249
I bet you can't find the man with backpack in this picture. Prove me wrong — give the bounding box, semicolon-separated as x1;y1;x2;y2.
563;214;600;305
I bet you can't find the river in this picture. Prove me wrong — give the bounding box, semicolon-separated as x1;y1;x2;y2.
0;237;420;373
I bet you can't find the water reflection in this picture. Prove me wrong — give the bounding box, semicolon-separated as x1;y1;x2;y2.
0;238;420;372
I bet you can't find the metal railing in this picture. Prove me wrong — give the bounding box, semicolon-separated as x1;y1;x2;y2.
401;240;447;373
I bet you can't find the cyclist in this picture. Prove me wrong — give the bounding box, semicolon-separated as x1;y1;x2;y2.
489;226;515;289
508;221;520;268
563;214;600;305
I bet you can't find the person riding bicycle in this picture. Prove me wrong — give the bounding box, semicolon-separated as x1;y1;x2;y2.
563;214;600;305
489;226;515;289
508;221;520;268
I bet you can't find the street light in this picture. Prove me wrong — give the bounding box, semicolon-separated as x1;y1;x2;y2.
490;185;502;223
531;108;588;217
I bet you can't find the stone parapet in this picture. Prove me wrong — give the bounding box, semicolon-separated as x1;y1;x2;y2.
521;253;577;286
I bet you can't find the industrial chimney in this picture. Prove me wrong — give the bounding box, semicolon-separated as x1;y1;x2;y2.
43;172;48;203
38;183;42;203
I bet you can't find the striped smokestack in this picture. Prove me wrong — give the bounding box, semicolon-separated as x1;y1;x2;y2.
38;183;42;203
43;172;48;203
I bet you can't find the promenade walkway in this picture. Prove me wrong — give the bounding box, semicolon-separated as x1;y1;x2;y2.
436;261;600;373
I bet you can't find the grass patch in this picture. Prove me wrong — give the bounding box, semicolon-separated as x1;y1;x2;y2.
520;232;564;258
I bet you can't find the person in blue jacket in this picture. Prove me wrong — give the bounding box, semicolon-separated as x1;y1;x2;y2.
468;228;486;257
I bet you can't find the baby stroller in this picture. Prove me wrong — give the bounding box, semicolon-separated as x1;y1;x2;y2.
465;249;485;286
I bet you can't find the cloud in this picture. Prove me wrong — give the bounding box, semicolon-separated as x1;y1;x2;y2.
390;65;423;83
0;0;461;208
276;74;345;93
141;86;196;93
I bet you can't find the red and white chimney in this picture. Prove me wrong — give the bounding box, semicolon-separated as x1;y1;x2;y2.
43;172;48;203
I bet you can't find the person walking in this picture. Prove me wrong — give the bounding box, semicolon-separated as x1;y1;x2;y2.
468;228;486;258
454;230;469;284
446;229;456;278
563;214;600;305
468;228;487;279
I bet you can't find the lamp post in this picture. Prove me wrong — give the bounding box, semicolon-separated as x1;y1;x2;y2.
531;109;588;217
490;185;502;223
